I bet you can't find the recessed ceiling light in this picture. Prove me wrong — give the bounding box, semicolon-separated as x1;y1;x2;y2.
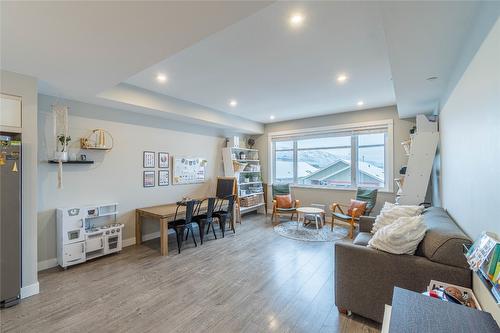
289;13;304;26
229;99;238;107
270;115;275;120
336;74;348;84
357;100;364;106
156;73;167;83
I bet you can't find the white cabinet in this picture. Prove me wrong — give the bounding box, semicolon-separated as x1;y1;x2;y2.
0;94;22;129
62;242;86;266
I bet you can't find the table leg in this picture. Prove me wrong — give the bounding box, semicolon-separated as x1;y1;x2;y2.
160;218;168;256
135;210;142;246
315;215;319;232
297;213;301;230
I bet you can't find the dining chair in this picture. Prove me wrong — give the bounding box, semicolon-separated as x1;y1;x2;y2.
189;197;217;244
168;200;197;253
213;194;235;238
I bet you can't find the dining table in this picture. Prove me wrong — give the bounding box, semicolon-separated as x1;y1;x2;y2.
135;198;229;256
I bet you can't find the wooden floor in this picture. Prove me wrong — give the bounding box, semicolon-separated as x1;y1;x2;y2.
1;214;380;333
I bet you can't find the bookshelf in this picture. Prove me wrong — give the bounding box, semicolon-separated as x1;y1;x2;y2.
222;147;265;214
396;115;439;205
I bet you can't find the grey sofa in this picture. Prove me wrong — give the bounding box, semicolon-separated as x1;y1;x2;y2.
334;207;472;323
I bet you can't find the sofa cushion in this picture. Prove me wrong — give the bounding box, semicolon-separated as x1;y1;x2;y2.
353;232;372;246
415;207;472;269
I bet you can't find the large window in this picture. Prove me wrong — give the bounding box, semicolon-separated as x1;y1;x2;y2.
272;121;392;190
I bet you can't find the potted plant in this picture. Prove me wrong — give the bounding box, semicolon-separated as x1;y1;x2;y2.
54;135;71;161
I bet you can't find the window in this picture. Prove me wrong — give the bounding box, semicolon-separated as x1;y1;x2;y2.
271;121;392;190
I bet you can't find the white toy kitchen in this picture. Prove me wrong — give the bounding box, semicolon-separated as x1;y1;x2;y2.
56;203;124;268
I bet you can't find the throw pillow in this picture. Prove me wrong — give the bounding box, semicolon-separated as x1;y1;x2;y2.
347;199;367;217
368;215;427;255
275;194;293;208
371;203;425;234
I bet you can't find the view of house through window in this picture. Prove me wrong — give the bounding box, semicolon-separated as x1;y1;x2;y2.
273;129;387;189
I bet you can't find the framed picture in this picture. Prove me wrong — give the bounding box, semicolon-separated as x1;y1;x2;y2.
158;170;169;186
158;152;169;168
143;151;155;168
143;171;155;187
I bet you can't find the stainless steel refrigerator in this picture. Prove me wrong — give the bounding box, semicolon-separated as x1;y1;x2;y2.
0;132;21;308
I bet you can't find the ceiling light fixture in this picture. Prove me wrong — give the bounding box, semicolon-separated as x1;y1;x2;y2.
156;73;167;83
289;13;304;26
336;74;348;84
270;115;275;120
229;99;238;107
426;76;439;81
357;100;364;106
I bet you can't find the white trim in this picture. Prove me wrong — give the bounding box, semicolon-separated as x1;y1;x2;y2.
37;232;164;272
20;282;39;299
267;119;393;138
38;258;58;271
122;237;137;248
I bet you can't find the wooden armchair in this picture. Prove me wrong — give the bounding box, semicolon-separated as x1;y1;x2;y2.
271;184;300;223
331;188;378;239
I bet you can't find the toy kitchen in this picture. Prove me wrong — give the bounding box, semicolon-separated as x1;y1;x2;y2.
56;203;124;268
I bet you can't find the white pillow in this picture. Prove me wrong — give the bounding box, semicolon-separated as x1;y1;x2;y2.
368;215;427;255
371;203;424;234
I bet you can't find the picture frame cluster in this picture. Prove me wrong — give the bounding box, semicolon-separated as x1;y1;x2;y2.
143;151;169;187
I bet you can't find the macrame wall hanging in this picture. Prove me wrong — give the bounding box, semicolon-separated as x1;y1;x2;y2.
52;104;69;189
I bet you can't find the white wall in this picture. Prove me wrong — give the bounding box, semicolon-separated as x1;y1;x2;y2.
0;70;38;297
439;18;500;240
254;105;415;215
439;17;500;322
37;95;226;265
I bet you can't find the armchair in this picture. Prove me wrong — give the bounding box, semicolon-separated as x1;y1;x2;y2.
271;184;300;223
331;188;377;239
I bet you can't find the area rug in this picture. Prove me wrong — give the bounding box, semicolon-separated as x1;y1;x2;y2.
273;221;349;242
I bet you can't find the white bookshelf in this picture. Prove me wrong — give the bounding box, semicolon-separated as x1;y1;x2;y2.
396;115;439;205
222;147;265;214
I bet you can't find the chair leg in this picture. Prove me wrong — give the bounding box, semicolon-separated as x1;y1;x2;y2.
349;218;355;239
331;216;335;231
190;225;197;247
185;228;190;241
290;213;294;221
175;226;185;254
198;221;205;245
211;221;217;239
219;215;226;238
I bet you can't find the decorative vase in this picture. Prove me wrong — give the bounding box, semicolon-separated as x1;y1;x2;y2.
54;151;68;162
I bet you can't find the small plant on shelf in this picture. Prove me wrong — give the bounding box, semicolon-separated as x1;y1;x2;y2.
57;135;71;152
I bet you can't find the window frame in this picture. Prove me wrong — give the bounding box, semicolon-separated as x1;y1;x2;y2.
268;119;394;192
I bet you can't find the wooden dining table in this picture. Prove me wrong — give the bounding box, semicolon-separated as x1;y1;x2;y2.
135;198;230;256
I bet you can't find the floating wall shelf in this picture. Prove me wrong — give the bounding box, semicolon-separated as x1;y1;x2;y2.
48;160;94;164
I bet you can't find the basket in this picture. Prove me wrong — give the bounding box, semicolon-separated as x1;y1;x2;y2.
232;161;248;172
240;195;262;207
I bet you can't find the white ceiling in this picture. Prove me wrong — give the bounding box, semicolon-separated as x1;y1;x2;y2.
1;1;495;131
126;2;395;123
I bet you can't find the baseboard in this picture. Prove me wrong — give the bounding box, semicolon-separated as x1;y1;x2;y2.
38;258;58;271
20;281;39;299
123;231;161;248
38;232;161;271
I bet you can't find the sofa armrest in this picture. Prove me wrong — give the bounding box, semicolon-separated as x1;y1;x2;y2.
358;216;375;233
334;242;471;323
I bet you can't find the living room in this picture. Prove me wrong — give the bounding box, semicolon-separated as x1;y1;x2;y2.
1;1;499;332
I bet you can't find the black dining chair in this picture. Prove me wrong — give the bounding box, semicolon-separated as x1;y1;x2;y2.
213;195;236;238
168;200;197;253
189;197;217;244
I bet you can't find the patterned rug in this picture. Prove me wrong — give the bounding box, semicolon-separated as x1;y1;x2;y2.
273;221;349;242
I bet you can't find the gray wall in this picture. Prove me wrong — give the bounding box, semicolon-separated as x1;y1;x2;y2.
254;105;415;215
1;70;38;294
37;95;227;265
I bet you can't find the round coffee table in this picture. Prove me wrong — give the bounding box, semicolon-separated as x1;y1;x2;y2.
296;207;325;231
